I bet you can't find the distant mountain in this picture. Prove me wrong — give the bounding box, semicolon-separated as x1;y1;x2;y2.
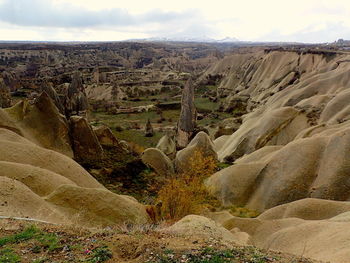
127;36;240;43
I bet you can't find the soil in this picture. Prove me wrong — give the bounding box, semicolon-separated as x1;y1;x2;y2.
0;219;319;263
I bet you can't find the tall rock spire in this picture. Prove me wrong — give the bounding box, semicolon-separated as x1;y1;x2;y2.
176;77;197;148
65;71;88;117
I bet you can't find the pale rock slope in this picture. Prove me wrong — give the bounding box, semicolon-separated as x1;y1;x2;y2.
0;96;149;227
192;49;350;262
207;199;350;263
203;50;350;210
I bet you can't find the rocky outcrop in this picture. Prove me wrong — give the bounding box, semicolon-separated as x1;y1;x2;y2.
220;95;248;115
93;125;120;147
208;198;350;263
207;120;350;211
2;71;20;91
141;148;174;176
69;116;104;162
161;215;246;246
175;131;217;173
64;71;89;117
156;133;176;156
0;78;11;108
0;92;73;157
0;121;149;227
145;118;154;137
46;184;149;227
40;82;64;113
176;78;197;148
202;49;350;216
215;107;310;162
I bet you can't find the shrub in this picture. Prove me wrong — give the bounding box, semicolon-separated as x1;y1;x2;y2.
87;246;113;263
128;141;145;155
156;150;218;221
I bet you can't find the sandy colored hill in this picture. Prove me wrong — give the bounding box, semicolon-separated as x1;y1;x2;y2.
0;92;73;157
0;95;149;227
206;198;350;263
0;127;149;227
202;50;350;212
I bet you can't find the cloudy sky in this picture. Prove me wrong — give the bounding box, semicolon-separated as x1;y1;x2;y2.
0;0;349;43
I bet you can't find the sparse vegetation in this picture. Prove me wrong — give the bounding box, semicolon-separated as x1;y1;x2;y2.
230;206;260;218
115;129;162;149
0;225;62;254
0;221;315;263
217;162;232;170
86;246;113;263
195;97;220;112
147;246;308;263
0;225;39;246
157;150;219;221
0;223;114;263
0;248;21;263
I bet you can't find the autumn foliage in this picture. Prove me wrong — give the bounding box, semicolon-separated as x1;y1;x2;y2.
156;150;218;221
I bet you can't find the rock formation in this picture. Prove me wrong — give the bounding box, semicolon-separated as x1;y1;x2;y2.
0;92;73;157
0;114;148;227
176;78;197;148
64;71;89;117
144;118;154;137
207;198;350;263
40;81;64;113
2;71;20;91
203;49;350;212
156;132;176;156
207;121;350;211
0;78;11;108
69;116;104;162
161;215;245;246
93;125;120;147
175;131;217;173
141;148;174;176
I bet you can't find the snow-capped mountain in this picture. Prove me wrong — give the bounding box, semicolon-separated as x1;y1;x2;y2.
127;36;240;43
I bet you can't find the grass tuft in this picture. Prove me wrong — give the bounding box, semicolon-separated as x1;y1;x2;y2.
0;225;39;247
0;248;21;263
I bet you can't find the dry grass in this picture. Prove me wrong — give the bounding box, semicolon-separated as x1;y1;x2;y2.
156;150;219;221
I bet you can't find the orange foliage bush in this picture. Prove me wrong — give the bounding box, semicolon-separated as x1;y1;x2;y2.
156;150;218;221
128;142;145;155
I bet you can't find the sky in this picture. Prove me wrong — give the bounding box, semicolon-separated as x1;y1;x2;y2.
0;0;349;43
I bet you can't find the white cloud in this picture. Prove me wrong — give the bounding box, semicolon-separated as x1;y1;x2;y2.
0;0;349;42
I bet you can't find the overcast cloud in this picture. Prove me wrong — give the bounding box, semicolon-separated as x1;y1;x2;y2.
0;0;349;42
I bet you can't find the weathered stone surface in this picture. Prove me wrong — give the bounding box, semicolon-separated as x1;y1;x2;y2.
156;133;176;156
211;198;350;263
175;131;217;173
145;118;154;137
69;116;104;161
64;71;89;117
141;148;174;176
220;94;249;114
215;107;310;162
0;78;11;108
0;92;73;157
176;78;197;148
207;121;350;212
40;82;64;113
46;184;149;227
0;129;149;227
161;215;246;246
93;125;120;147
